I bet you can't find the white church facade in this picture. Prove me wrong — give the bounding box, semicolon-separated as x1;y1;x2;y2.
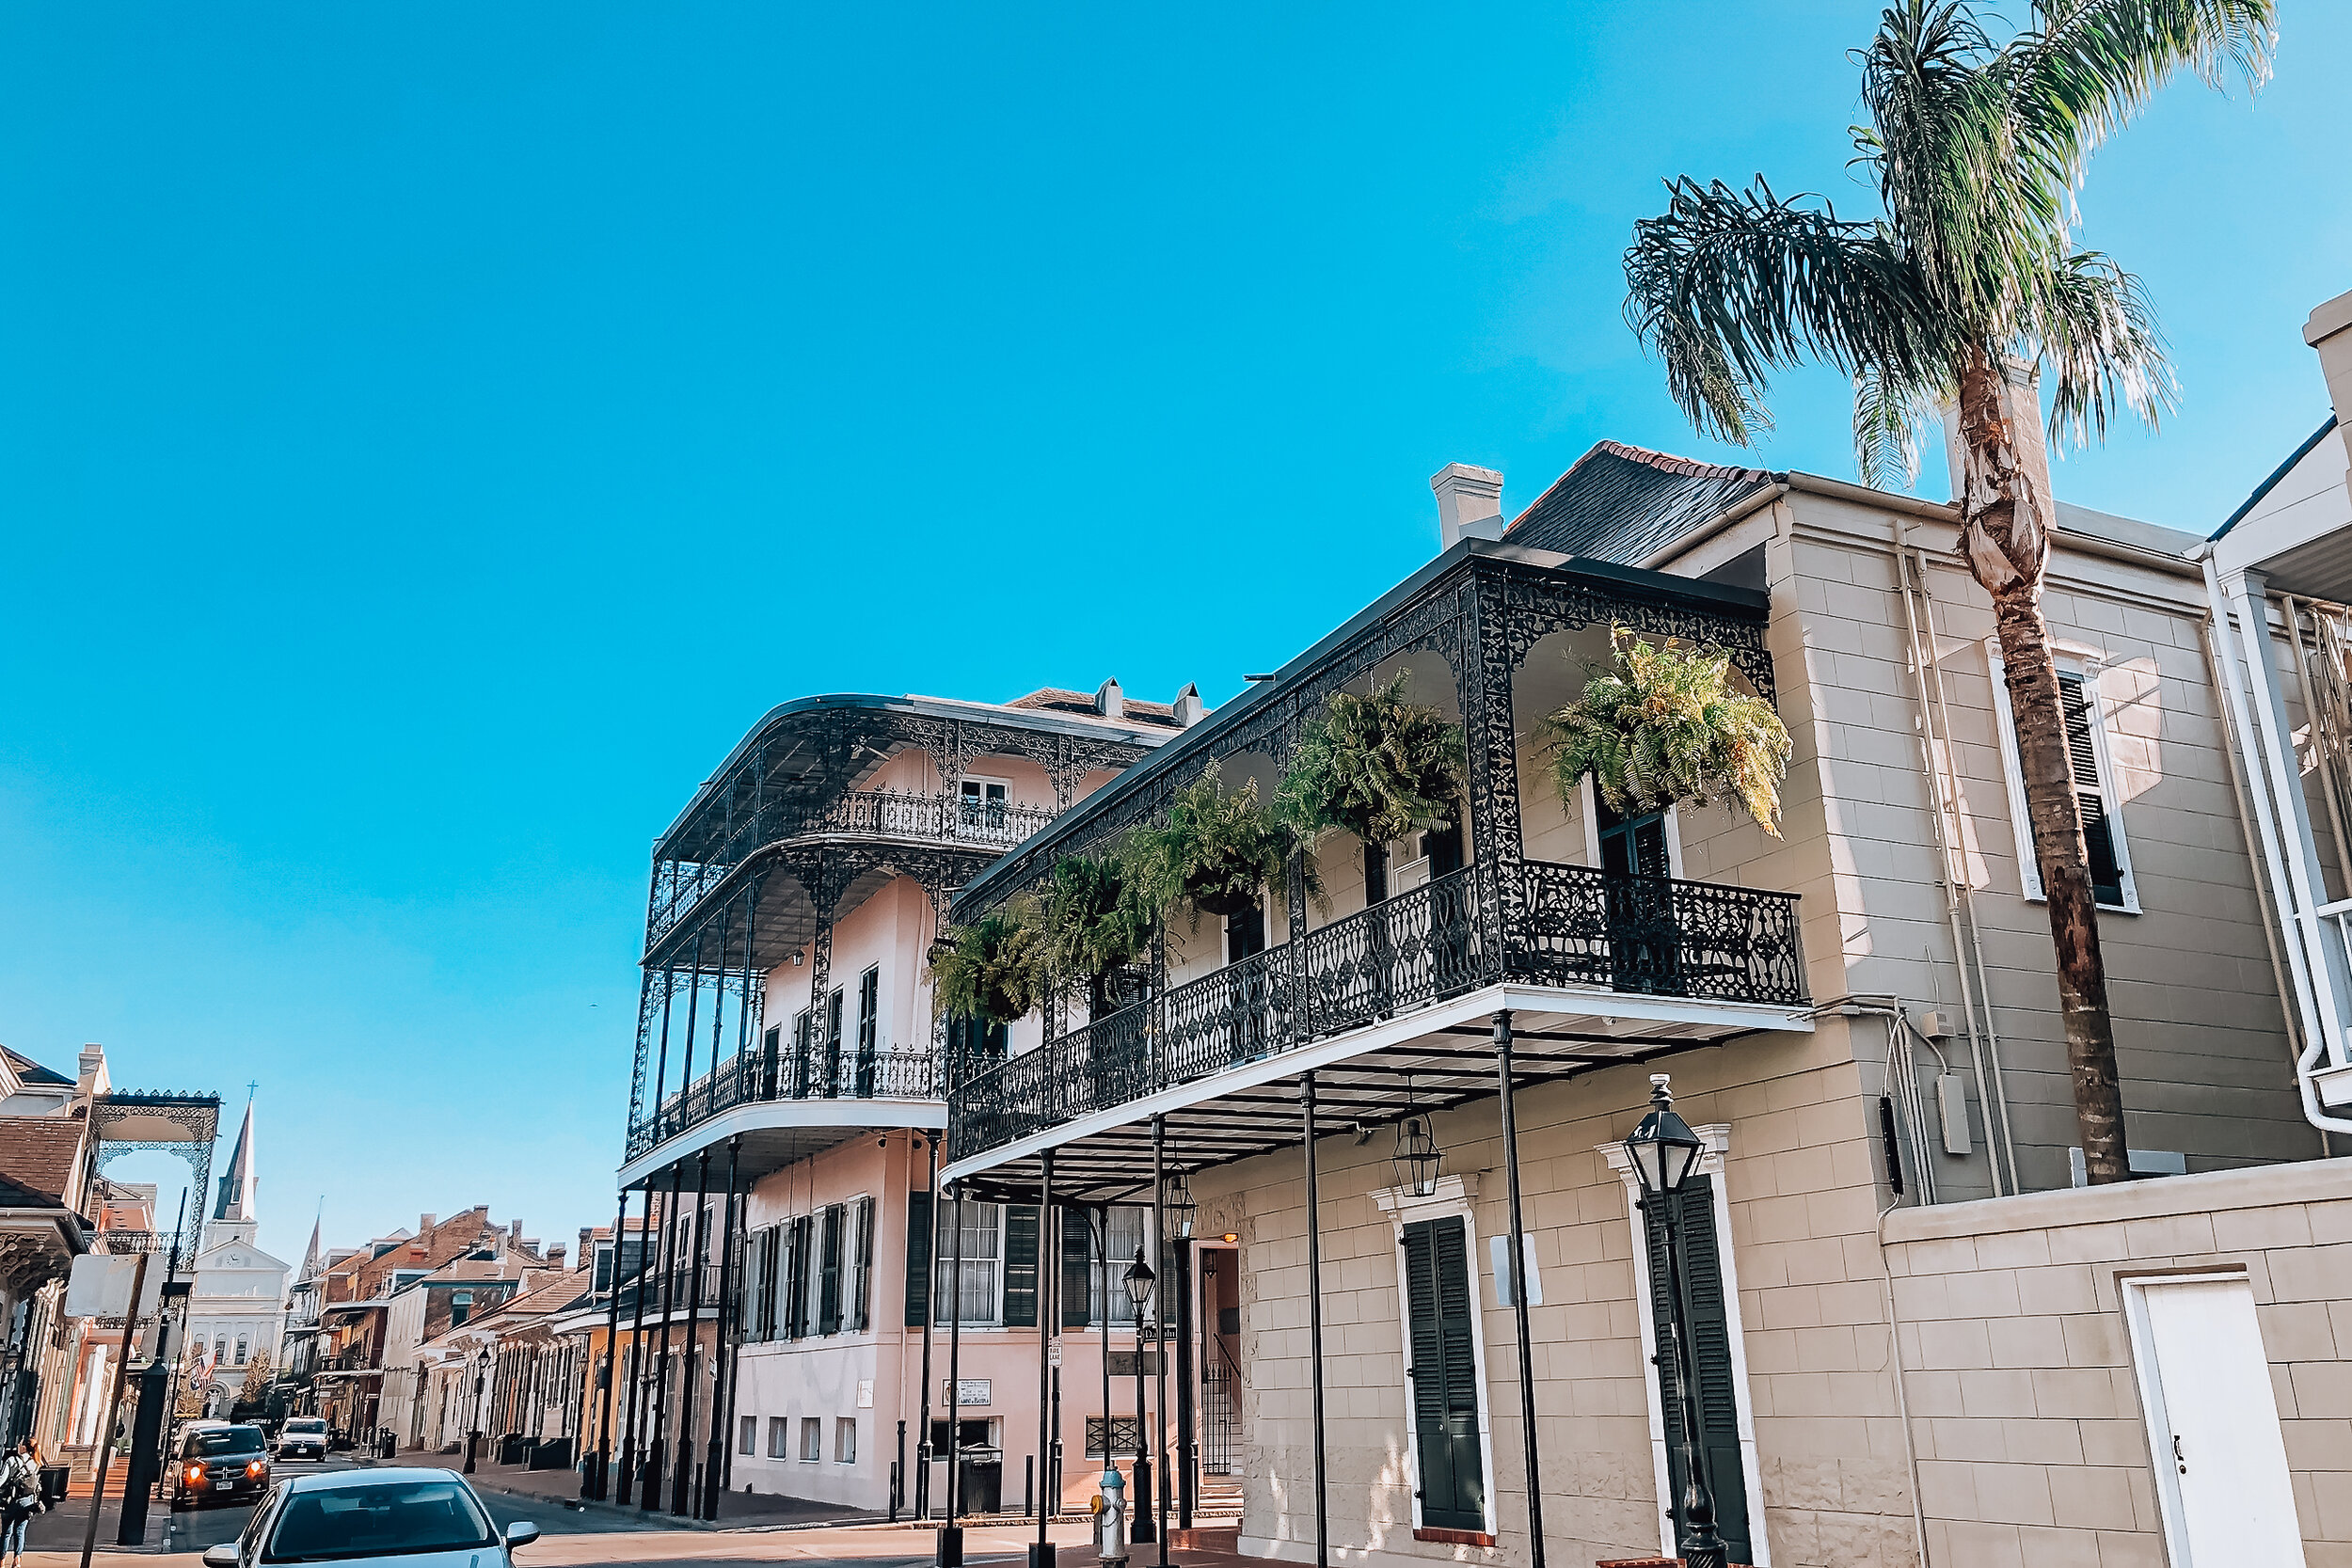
186;1101;291;1417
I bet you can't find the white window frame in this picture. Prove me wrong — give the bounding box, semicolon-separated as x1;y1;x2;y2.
934;1200;1006;1328
1598;1124;1772;1567
767;1415;789;1459
1576;776;1685;879
1984;639;2140;913
835;1416;858;1465
1369;1174;1499;1542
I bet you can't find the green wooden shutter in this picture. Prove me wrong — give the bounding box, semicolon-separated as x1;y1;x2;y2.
818;1206;844;1336
1002;1205;1041;1327
904;1191;933;1328
1400;1216;1486;1532
2058;672;2126;904
1061;1207;1094;1329
1643;1178;1751;1566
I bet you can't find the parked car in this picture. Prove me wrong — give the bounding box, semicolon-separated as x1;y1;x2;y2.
167;1422;271;1510
199;1469;538;1567
276;1417;329;1462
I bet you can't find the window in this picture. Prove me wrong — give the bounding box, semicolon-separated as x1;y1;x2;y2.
1364;839;1390;907
785;1216;815;1338
818;1206;845;1336
750;1226;781;1341
234;1336;248;1365
800;1417;823;1462
1085;1417;1142;1459
1225;901;1265;963
1091;1206;1147;1326
739;1416;755;1455
905;1191;933;1328
1986;642;2139;911
768;1417;789;1459
213;1337;226;1364
934;1202;1003;1326
848;1196;875;1331
1401;1216;1486;1534
835;1418;857;1465
857;967;880;1055
960;777;1010;832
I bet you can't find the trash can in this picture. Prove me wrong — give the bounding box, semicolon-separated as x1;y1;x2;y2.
960;1447;1004;1513
38;1465;66;1505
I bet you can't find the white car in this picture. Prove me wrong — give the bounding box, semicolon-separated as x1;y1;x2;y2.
275;1417;329;1462
200;1468;539;1568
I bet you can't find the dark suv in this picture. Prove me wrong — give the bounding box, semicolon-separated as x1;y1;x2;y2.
167;1422;271;1509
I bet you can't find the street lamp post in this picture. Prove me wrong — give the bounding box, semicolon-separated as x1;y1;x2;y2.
464;1347;491;1476
1621;1073;1726;1568
1123;1248;1155;1545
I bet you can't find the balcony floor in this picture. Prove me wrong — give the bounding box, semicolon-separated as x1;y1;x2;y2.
618;1096;943;1191
939;979;1812;1203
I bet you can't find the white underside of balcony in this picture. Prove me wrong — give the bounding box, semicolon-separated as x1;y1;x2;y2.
937;979;1813;1190
619;1096;944;1190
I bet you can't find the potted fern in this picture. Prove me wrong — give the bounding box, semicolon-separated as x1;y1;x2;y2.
930;899;1048;1027
1279;673;1468;847
1123;763;1309;924
1544;627;1791;836
1043;851;1153;1018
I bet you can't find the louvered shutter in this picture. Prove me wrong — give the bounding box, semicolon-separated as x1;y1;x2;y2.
904;1192;933;1327
818;1206;844;1336
1400;1217;1486;1532
2058;673;2126;904
1062;1207;1094;1329
1003;1205;1041;1327
1643;1178;1752;1565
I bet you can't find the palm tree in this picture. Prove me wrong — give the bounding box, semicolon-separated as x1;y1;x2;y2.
1622;0;2275;1183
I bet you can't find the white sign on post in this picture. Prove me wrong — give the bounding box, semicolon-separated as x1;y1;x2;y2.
64;1254;164;1320
1489;1233;1543;1307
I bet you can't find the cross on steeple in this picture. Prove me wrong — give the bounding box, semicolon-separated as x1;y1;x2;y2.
246;1080;259;1100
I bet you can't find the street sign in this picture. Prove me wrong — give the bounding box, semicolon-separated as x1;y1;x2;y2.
1048;1339;1063;1368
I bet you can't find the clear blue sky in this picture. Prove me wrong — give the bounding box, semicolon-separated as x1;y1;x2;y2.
3;3;2344;1269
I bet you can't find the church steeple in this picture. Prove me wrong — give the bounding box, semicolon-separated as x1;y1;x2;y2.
298;1205;323;1282
213;1099;258;1223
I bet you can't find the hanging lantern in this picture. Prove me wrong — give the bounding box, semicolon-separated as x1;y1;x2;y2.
1393;1115;1441;1197
1165;1169;1197;1242
1123;1248;1157;1315
1622;1073;1705;1200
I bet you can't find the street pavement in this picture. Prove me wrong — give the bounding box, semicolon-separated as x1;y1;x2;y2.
11;1454;1137;1568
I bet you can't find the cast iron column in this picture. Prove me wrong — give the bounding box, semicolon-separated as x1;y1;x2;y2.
1031;1151;1056;1568
1152;1117;1168;1562
673;1147;712;1515
1495;1010;1547;1568
940;1181;966;1568
914;1134;938;1521
702;1134;741;1520
1302;1071;1328;1568
644;1158;686;1511
591;1186;629;1499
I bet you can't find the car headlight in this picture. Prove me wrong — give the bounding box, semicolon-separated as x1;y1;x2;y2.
184;1464;204;1483
246;1461;266;1477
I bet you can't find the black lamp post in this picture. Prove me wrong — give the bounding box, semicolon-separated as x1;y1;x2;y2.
464;1347;490;1475
1123;1247;1156;1544
1621;1074;1725;1568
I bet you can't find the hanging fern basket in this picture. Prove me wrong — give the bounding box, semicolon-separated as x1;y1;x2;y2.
1544;627;1791;836
1122;763;1301;923
1279;673;1468;846
930;900;1047;1026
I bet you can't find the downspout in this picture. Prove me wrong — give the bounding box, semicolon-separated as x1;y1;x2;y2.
1874;1202;1931;1568
2282;594;2352;895
1891;521;2013;1195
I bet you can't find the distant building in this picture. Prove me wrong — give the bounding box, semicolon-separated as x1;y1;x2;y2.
185;1101;291;1417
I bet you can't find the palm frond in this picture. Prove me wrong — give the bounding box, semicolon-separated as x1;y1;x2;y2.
1624;175;1941;446
2022;249;2175;450
2004;0;2276;199
1852;362;1941;491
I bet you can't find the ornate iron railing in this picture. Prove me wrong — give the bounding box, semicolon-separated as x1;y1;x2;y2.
949;860;1803;1161
648;790;1057;940
628;1045;940;1160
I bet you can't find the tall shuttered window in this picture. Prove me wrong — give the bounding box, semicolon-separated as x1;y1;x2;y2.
785;1215;814;1339
904;1191;933;1327
1986;642;2138;911
1642;1178;1752;1567
818;1206;846;1336
934;1201;1003;1325
1400;1216;1486;1535
1001;1204;1041;1327
848;1196;875;1331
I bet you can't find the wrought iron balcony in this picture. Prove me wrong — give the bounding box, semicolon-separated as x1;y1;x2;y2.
628;1045;939;1160
949;861;1803;1162
648;789;1057;942
91;1229;181;1256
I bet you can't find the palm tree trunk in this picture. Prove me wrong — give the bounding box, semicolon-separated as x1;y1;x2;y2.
1955;348;2130;1185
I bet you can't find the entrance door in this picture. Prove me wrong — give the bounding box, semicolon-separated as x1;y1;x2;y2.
1401;1216;1486;1535
2124;1273;2306;1566
1596;799;1679;993
1200;1248;1241;1478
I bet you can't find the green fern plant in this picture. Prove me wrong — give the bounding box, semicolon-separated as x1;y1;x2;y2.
930;898;1047;1025
1044;851;1153;1015
1279;673;1467;846
1122;762;1314;924
1545;627;1791;836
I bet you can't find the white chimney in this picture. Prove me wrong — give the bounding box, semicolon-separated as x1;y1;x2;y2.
1431;464;1505;549
1094;678;1125;721
1172;683;1207;728
2305;288;2352;485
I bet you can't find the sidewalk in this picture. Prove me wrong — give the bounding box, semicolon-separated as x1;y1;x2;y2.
464;1457;887;1531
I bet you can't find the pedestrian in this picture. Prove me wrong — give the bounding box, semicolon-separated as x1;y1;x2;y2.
1;1438;41;1566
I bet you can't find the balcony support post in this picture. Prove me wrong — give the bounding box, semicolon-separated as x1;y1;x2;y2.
616;1180;652;1506
1152;1115;1169;1565
1463;570;1529;975
644;1159;685;1511
1302;1070;1329;1568
672;1146;711;1514
675;934;705;1145
808;850;837;1085
941;1180;966;1567
1032;1150;1057;1568
1494;1009;1546;1568
590;1183;630;1500
703;1133;741;1519
915;1133;938;1522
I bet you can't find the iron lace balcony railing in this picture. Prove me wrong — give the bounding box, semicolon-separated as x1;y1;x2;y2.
950;861;1804;1162
628;1043;939;1160
649;790;1057;940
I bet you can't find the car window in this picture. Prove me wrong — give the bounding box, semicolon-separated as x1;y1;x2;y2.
283;1420;326;1434
262;1479;498;1561
187;1427;265;1456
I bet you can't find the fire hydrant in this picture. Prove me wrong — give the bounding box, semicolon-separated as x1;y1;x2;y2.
1091;1465;1129;1566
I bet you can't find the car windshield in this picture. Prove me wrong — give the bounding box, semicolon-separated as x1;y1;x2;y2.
284;1420;326;1433
186;1427;264;1456
263;1479;497;1561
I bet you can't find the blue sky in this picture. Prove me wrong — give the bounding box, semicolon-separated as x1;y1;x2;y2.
2;2;2345;1268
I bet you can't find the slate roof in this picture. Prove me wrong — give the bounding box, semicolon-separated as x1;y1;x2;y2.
0;1118;86;1207
1004;689;1184;729
1506;442;1780;564
0;1049;72;1089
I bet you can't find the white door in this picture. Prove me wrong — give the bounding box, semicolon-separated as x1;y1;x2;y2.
2124;1273;2306;1567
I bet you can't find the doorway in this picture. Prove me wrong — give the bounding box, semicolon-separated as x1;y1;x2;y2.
1199;1247;1240;1480
2122;1271;2306;1566
1595;795;1679;993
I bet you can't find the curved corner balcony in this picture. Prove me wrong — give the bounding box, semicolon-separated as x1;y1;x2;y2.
946;860;1806;1188
620;1040;943;1189
647;790;1056;945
